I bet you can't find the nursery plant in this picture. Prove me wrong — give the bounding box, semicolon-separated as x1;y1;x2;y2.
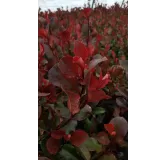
38;2;128;160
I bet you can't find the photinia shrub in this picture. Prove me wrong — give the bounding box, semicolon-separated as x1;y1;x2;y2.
39;2;128;160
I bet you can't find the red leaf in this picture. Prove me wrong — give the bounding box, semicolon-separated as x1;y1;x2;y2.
65;90;80;115
73;56;85;70
70;130;89;147
46;137;60;155
74;41;89;61
59;56;83;78
82;8;92;18
104;124;115;135
39;43;44;57
64;134;71;141
59;30;70;42
38;28;48;38
51;130;66;139
88;43;95;56
88;90;110;102
98;72;110;89
96;132;110;145
48;64;78;91
89;75;99;91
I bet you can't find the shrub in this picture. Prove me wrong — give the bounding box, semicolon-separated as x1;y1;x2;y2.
38;2;128;160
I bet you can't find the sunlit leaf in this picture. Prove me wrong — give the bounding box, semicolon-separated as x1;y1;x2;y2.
93;107;105;115
83;137;102;152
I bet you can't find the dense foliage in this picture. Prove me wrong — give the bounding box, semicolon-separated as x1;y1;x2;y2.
38;2;128;160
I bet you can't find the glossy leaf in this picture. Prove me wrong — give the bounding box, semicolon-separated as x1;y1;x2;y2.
93;107;106;115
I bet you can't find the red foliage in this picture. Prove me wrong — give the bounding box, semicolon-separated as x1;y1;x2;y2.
46;137;60;155
104;123;115;135
51;130;66;139
70;130;89;147
38;2;128;159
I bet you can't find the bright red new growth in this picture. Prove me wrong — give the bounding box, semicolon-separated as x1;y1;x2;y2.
46;137;60;155
70;130;89;147
83;8;92;18
104;123;115;135
73;41;89;61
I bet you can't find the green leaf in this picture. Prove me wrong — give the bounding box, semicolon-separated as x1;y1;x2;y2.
79;145;91;160
74;105;92;121
84;118;93;132
98;154;117;160
93;107;106;115
57;144;80;160
62;120;77;134
55;102;71;119
83;137;102;153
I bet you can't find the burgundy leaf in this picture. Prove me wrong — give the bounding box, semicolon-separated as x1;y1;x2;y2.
88;90;110;103
59;56;83;78
65;90;80;115
46;137;60;155
51;130;66;139
70;130;89;147
74;41;89;61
